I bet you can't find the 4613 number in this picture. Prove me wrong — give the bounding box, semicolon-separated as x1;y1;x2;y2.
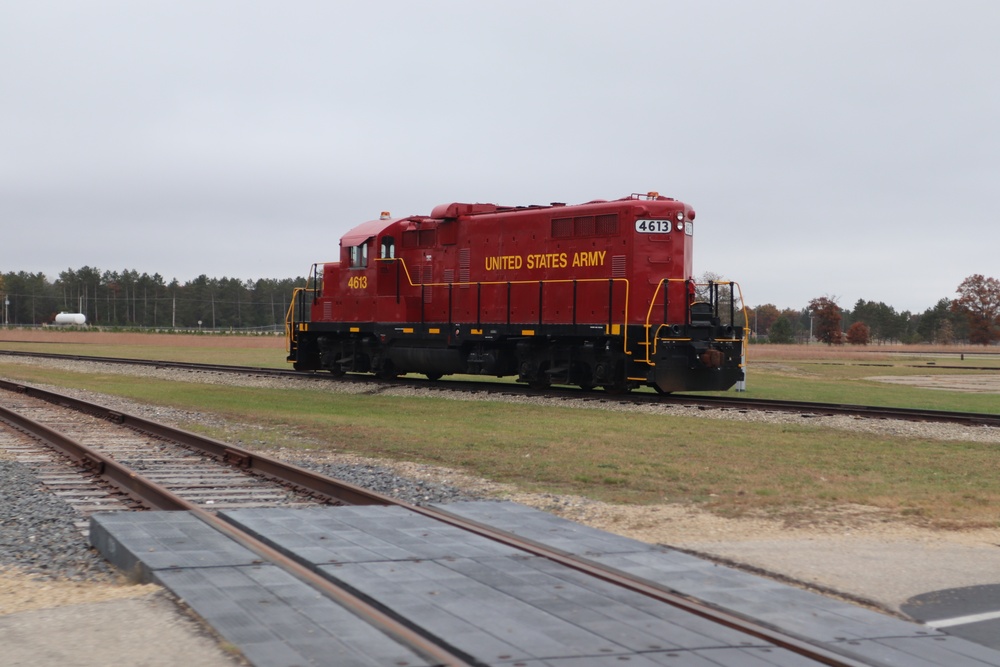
348;276;368;289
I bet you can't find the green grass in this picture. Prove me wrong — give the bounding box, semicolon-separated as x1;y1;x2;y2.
729;363;999;414
0;341;288;368
1;356;998;528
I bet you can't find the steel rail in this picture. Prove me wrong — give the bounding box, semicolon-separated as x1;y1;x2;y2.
0;348;302;377
1;380;878;667
0;389;475;667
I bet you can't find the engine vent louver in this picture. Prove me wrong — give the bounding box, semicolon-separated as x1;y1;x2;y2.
459;248;471;287
422;266;433;303
612;255;627;278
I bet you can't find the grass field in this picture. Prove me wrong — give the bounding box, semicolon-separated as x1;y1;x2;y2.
1;332;998;528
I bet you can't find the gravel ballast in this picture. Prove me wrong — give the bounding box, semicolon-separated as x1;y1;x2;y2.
0;461;114;581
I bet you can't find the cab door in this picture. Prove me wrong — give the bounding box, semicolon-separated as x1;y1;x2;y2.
343;238;376;322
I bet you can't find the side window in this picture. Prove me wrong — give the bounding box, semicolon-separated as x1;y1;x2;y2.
381;237;395;259
349;242;369;268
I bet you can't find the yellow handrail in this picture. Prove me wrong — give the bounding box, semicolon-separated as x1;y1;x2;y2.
289;258;750;382
640;279;750;367
291;259;749;372
375;257;632;351
284;286;318;356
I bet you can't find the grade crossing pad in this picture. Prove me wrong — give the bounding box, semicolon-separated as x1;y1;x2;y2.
90;503;1000;667
89;511;433;667
217;505;798;665
437;501;1000;665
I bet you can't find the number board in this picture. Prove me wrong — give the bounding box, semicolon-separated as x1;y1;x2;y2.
634;219;673;234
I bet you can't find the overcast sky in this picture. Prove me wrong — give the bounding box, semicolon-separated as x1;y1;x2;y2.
2;1;997;313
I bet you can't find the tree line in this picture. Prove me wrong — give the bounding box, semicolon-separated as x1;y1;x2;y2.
2;267;997;344
750;274;1000;346
0;267;305;331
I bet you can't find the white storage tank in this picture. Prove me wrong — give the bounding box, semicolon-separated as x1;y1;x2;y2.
54;312;87;325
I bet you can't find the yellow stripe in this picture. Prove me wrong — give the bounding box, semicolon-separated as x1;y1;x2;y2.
471;328;483;335
402;327;414;334
428;328;440;334
349;327;360;333
522;329;535;336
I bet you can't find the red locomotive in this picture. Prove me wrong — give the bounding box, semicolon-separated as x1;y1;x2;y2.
285;193;746;393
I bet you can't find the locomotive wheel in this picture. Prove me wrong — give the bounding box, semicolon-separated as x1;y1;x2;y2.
602;381;632;395
327;366;345;378
524;360;551;390
598;360;630;394
575;365;596;391
528;377;550;391
376;360;400;380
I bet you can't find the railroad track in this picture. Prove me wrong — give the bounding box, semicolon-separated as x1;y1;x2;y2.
1;391;323;514
0;379;906;667
2;349;998;428
659;394;1000;426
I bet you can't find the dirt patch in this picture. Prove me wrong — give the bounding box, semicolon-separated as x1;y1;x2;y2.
0;585;244;667
867;374;1000;393
0;567;158;615
750;343;993;361
752;362;818;377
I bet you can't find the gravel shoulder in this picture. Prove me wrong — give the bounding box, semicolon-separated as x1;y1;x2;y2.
0;589;244;667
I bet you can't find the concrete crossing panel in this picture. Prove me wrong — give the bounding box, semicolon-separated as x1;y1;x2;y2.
89;511;434;667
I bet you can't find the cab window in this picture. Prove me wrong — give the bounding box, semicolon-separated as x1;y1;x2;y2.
349;242;369;268
380;237;395;259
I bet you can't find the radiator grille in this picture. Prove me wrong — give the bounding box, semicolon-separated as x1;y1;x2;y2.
551;214;618;238
596;214;618;234
552;217;573;238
